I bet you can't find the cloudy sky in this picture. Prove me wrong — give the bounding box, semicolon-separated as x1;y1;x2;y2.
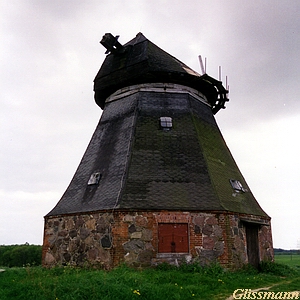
1;0;300;249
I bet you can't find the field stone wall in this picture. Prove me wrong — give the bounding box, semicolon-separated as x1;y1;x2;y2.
228;215;248;268
43;211;273;269
121;213;155;266
259;224;274;261
192;213;225;266
43;213;114;269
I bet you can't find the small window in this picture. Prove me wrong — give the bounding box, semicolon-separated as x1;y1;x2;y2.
230;179;246;192
158;223;189;253
88;172;101;185
160;117;172;130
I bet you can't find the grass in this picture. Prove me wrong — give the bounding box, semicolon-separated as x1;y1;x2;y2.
275;253;300;269
0;260;299;300
266;254;300;294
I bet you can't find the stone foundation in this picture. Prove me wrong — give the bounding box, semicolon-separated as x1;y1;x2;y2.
43;213;114;269
42;211;273;269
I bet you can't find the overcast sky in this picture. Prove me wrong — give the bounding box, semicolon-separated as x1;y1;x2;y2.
1;0;300;249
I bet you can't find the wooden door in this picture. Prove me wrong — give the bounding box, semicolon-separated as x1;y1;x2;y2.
158;223;189;253
245;223;260;268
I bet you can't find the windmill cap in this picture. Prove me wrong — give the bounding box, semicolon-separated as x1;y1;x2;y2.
94;33;228;113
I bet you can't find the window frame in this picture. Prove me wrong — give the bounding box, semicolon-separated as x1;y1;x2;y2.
159;116;173;130
87;172;101;185
230;179;246;192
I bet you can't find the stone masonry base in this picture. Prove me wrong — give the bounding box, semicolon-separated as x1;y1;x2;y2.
42;210;273;269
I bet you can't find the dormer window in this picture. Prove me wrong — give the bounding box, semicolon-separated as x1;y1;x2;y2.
160;117;172;130
230;179;246;192
88;172;101;185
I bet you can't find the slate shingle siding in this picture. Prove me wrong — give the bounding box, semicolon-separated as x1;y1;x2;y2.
120;92;220;210
47;89;269;216
46;94;137;215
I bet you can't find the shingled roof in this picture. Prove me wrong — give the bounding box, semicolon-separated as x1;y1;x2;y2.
94;33;228;114
46;33;268;218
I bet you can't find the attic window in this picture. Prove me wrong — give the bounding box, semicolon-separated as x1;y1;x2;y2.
160;117;172;130
230;179;246;192
88;172;101;185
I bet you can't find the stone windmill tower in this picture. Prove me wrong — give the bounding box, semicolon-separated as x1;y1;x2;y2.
42;33;273;269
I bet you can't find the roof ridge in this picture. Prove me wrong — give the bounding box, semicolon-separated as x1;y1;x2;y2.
124;32;148;46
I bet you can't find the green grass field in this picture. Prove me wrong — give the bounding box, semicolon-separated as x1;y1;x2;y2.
0;259;299;300
275;254;300;269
